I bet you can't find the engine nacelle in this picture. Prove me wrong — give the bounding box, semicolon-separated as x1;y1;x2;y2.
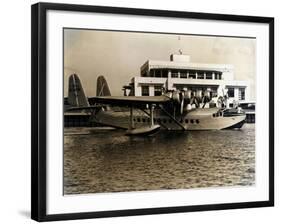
196;89;202;101
184;89;192;101
172;91;181;104
204;90;211;99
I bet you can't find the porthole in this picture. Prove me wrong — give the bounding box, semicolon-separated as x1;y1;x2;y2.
185;119;188;123
196;119;199;124
190;119;194;124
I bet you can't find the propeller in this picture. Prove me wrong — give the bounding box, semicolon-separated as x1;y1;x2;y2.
202;89;211;108
180;93;184;114
172;90;181;104
190;96;199;108
168;88;213;114
171;90;185;114
195;89;202;102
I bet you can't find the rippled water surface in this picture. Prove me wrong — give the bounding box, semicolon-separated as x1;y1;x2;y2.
64;124;255;194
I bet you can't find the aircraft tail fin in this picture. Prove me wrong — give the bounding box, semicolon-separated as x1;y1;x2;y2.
68;74;89;107
96;76;111;96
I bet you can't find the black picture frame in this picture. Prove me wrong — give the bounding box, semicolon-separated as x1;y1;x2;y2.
31;2;274;222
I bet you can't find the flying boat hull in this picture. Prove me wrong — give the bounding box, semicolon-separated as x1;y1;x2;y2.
93;108;246;131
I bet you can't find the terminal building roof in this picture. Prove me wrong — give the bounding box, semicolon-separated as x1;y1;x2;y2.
141;54;234;73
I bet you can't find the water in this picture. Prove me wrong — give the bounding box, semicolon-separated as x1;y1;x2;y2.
64;124;255;195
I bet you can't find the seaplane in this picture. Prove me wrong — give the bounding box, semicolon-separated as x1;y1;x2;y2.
65;74;246;136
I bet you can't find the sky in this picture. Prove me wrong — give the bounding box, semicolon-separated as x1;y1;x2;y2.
64;29;256;99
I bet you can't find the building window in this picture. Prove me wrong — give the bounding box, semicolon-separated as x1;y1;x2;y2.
197;72;204;79
141;86;149;96
189;72;196;79
154;85;162;96
149;70;155;77
180;72;187;78
171;70;179;78
215;73;222;80
206;73;212;79
239;88;245;100
155;70;161;77
228;88;235;98
162;70;168;78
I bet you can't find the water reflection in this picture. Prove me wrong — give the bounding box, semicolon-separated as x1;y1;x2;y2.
64;124;255;194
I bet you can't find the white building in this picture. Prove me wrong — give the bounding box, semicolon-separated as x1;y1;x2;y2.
129;54;250;105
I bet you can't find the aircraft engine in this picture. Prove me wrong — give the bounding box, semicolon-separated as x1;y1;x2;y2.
171;90;185;114
180;97;184;114
183;89;192;101
204;90;211;99
201;89;212;108
172;90;181;104
196;89;202;102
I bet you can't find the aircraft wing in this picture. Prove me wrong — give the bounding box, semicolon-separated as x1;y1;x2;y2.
64;105;102;112
91;95;171;106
